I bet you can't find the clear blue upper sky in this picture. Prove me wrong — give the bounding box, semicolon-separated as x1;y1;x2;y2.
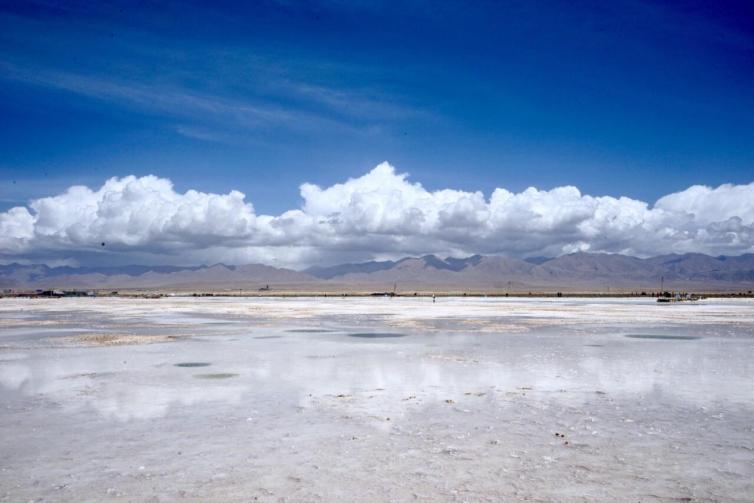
1;0;753;214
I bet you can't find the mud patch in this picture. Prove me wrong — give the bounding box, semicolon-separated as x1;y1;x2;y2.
625;334;700;341
348;332;407;339
175;362;211;368
194;373;238;379
286;329;334;333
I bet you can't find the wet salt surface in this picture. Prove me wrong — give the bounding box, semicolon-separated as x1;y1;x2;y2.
194;373;240;380
624;334;701;340
0;297;753;501
348;332;408;338
286;328;335;333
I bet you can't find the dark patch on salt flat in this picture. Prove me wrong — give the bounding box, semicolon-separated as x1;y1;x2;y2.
625;334;700;341
254;335;282;339
62;371;115;379
286;329;334;333
584;344;604;347
194;373;238;379
175;362;211;367
348;332;407;339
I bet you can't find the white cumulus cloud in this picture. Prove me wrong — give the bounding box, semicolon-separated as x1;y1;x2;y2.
1;162;753;267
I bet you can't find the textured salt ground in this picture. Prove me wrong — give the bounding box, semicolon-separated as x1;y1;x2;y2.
51;333;189;346
0;297;753;501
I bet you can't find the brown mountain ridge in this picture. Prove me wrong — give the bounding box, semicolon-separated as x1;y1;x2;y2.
2;252;754;292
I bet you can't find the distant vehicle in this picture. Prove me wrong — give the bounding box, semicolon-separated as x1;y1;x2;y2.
657;292;702;303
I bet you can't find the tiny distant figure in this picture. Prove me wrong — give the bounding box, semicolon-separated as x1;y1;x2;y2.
101;242;106;247
432;294;436;303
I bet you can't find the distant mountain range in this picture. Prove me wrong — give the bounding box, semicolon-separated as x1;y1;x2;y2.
2;252;754;292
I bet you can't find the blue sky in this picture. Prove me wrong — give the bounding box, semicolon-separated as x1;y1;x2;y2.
2;1;754;268
2;0;753;214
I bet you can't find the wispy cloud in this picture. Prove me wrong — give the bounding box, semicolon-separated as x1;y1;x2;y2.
0;2;434;146
0;51;434;142
1;60;342;128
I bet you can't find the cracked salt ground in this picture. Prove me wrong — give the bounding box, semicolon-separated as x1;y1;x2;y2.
0;297;753;501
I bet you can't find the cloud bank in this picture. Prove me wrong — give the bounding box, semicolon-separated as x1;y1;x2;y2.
2;162;754;267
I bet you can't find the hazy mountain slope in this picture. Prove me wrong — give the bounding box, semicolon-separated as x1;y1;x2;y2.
2;253;754;290
306;260;398;279
0;263;316;289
